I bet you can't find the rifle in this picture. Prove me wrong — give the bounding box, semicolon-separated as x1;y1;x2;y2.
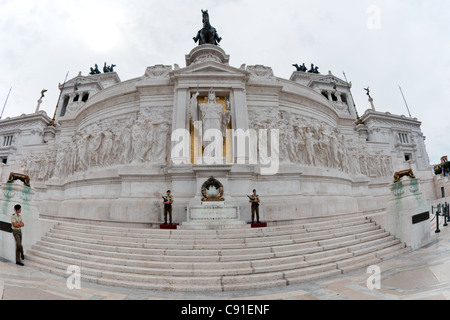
247;195;260;207
162;194;174;205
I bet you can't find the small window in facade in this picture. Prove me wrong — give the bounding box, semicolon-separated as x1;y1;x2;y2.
60;96;70;117
399;133;410;144
82;93;90;102
3;136;13;147
331;93;338;102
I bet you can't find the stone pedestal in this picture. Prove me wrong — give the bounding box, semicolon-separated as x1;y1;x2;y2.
185;44;230;66
385;178;431;250
182;201;248;230
0;182;56;262
181;165;249;230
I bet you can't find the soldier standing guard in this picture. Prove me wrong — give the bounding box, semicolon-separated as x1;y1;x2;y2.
162;190;174;225
11;204;25;266
249;189;261;224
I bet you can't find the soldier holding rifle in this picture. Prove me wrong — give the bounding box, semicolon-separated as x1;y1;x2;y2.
248;189;261;224
162;190;174;225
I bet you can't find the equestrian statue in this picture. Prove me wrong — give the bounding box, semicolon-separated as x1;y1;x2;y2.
193;9;222;46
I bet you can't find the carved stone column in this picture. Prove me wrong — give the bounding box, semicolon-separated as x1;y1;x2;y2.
172;88;190;164
231;88;250;164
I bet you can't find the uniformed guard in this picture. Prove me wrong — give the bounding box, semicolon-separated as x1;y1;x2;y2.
248;189;261;224
162;190;174;225
11;204;25;266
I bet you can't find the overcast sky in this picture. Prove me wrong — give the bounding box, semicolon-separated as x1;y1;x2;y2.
0;0;449;164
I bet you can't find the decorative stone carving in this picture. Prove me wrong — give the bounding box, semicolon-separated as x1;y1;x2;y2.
201;177;224;202
192;53;222;65
185;44;230;66
65;101;86;117
144;65;173;78
247;65;274;79
248;109;394;178
22;109;172;181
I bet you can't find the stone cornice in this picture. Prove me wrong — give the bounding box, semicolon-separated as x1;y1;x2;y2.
0;111;51;131
60;72;121;91
360;109;421;127
185;44;230;67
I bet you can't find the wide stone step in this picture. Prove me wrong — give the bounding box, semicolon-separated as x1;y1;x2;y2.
25;215;409;292
25;258;224;292
338;243;409;273
41;228;388;264
349;236;397;256
286;268;343;286
26;253;324;292
41;234;310;264
53;216;370;240
30;244;250;271
37;238;221;263
27;248;256;277
37;222;393;266
49;227;309;249
47;221;379;252
30;233;403;279
376;242;410;259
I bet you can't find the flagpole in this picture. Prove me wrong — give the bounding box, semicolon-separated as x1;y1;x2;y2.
399;85;412;118
342;71;362;123
0;87;12;120
49;71;69;127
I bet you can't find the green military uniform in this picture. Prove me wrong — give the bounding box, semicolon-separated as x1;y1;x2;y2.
11;213;24;264
249;194;260;223
163;195;174;224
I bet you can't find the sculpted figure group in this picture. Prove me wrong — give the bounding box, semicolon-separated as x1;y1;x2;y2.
22;104;393;183
250;109;393;178
22;109;172;181
293;63;320;74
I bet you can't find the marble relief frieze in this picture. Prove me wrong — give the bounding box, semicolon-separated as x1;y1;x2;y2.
21;108;172;182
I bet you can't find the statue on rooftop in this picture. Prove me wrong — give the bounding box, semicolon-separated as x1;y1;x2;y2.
103;62;117;73
193;9;222;46
308;64;320;74
89;64;101;75
293;63;308;72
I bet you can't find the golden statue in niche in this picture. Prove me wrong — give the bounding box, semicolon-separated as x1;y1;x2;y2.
189;91;232;164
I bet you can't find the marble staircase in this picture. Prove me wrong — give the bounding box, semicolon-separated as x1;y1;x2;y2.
25;215;410;292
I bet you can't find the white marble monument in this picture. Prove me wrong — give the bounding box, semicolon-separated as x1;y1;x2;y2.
0;42;438;242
